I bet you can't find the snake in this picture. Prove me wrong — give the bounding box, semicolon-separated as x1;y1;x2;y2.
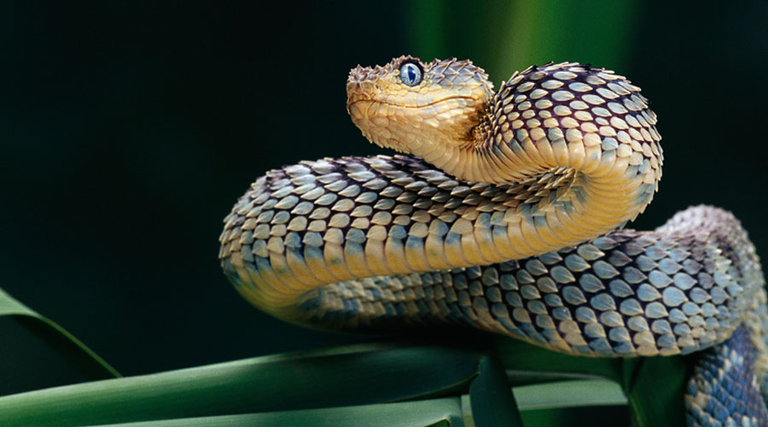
218;56;768;426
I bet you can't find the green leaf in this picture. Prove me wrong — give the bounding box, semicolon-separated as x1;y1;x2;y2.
622;356;689;426
0;342;484;426
498;335;691;426
105;398;464;427
513;379;627;410
0;287;119;380
496;336;623;383
469;354;522;426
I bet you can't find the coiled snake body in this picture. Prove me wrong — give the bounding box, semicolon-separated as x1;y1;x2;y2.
218;56;768;426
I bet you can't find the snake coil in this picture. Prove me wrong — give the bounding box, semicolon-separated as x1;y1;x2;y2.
219;56;768;426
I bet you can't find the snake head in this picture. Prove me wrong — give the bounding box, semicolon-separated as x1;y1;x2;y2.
347;56;494;165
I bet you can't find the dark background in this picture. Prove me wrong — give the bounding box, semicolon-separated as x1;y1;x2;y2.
1;1;766;395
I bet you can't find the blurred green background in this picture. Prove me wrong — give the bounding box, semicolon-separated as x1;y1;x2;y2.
0;0;766;397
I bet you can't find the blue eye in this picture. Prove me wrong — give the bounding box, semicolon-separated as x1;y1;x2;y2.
399;62;422;86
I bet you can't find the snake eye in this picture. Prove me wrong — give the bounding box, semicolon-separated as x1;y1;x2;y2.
399;61;423;86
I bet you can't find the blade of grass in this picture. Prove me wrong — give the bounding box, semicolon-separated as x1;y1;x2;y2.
105;397;464;427
0;287;119;380
0;342;484;426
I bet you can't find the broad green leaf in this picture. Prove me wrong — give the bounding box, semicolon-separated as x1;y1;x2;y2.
0;342;484;426
0;287;119;380
105;398;464;427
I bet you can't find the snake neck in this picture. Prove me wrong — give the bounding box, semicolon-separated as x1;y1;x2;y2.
448;93;554;184
407;94;501;184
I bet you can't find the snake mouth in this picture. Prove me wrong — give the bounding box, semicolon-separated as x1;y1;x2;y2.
346;95;477;111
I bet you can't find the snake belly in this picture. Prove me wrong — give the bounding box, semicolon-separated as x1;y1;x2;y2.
218;57;768;426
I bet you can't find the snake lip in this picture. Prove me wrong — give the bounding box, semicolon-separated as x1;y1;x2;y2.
346;95;477;110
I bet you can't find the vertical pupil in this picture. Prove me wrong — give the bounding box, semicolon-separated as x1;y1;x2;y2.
401;63;420;85
408;66;417;82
